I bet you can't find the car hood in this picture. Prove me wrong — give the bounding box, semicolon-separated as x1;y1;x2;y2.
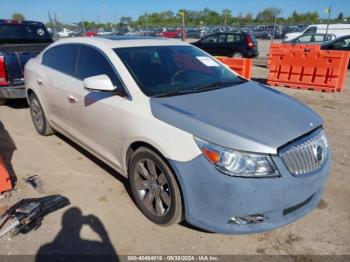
150;81;323;154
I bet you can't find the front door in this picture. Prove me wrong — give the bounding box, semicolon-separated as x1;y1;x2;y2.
66;45;127;169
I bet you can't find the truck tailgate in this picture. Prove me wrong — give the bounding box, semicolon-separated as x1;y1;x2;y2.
1;43;49;86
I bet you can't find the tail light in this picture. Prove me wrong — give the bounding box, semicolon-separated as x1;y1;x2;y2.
0;56;8;86
247;35;254;49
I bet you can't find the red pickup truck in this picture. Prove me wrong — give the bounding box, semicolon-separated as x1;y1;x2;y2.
0;19;53;104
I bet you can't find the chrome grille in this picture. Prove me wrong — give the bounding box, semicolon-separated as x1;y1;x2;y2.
280;130;328;176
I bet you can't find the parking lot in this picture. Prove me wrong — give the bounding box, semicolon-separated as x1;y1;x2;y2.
0;40;349;256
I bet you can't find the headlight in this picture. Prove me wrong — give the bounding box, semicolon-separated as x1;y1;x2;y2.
194;137;279;178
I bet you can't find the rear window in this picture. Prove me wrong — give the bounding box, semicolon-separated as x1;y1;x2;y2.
304;26;317;34
0;23;53;44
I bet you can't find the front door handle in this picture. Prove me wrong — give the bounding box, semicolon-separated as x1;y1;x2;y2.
36;79;45;86
67;95;78;103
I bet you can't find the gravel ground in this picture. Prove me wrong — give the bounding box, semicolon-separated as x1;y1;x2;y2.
0;40;349;258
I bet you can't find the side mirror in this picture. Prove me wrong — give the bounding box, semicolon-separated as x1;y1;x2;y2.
83;74;115;92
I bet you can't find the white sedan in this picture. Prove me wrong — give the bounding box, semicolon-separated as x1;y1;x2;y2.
24;37;330;234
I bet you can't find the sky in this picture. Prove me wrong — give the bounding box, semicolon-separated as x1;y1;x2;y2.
1;0;349;24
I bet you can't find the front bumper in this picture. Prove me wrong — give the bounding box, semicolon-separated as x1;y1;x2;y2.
0;85;26;99
169;151;330;234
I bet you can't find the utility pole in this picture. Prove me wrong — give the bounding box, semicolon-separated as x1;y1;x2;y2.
80;13;86;35
146;12;149;36
271;16;277;44
53;12;59;32
114;12;117;33
325;6;332;36
179;10;185;41
48;11;56;37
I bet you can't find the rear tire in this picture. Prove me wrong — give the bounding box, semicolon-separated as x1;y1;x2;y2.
232;51;243;58
29;93;54;136
128;147;183;226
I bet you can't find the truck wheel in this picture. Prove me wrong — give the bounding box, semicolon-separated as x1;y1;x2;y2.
128;147;183;226
0;98;6;106
232;51;243;58
29;93;54;136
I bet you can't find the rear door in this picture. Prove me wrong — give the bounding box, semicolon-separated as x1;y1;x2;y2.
197;34;219;55
214;34;228;56
40;44;79;133
226;34;244;56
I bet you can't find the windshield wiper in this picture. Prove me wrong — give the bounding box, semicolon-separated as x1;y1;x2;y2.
189;79;246;93
152;79;246;98
152;88;193;98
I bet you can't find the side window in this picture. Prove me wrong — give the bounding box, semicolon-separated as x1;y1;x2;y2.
227;34;242;42
217;34;226;43
76;45;121;87
297;35;312;43
304;26;317;34
313;35;324;42
201;35;218;44
42;45;79;76
42;48;52;66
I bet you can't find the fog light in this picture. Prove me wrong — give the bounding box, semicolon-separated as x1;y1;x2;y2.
228;214;265;225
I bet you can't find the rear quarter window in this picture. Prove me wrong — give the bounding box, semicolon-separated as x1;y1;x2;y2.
227;34;243;42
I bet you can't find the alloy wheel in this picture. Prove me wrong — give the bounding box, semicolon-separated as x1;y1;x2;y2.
133;158;172;216
30;97;44;132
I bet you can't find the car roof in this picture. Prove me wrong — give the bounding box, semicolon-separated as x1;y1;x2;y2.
298;33;335;36
50;36;189;49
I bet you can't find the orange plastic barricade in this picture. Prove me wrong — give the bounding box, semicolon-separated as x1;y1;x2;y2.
216;57;252;79
267;49;350;92
0;155;12;194
267;44;321;68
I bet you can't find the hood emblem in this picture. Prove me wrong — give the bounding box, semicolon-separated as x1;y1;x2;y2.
313;144;324;163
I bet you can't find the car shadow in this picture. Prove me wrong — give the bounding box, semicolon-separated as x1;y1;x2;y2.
36;207;119;261
55;133;132;200
179;221;213;234
2;98;29;109
55;133;214;235
0;120;17;186
251;78;267;84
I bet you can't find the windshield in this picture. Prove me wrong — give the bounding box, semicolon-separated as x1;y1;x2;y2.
0;24;53;44
114;45;245;97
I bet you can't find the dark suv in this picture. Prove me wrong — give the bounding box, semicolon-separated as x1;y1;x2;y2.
192;32;258;58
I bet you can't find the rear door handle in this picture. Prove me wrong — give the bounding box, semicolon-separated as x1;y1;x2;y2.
67;95;78;103
36;79;45;86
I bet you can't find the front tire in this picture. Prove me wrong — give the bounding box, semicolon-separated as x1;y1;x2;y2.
128;147;183;226
29;93;54;136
